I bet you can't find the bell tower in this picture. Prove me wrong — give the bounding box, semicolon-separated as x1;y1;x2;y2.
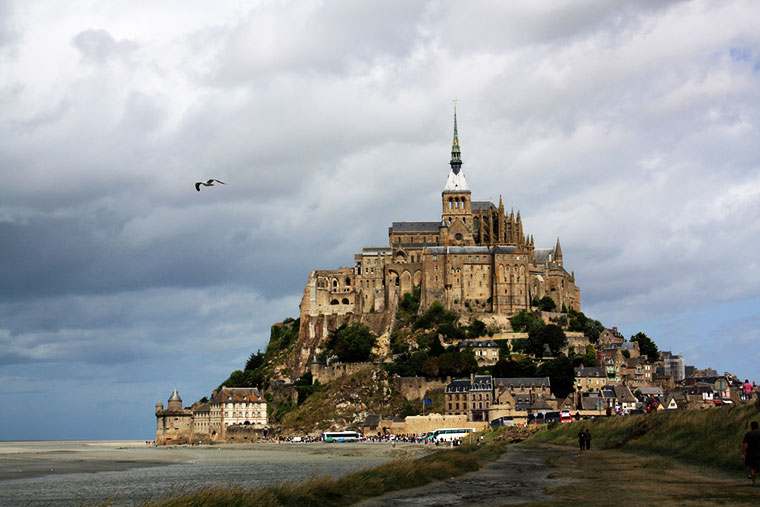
441;102;473;245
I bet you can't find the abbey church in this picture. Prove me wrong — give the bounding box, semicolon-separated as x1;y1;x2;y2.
294;109;580;370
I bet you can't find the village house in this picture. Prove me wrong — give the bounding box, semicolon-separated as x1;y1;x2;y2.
456;340;500;366
574;366;607;392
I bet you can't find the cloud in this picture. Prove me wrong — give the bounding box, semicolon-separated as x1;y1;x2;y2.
1;0;760;439
71;28;138;65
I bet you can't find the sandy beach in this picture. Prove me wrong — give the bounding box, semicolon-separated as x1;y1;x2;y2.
0;440;434;481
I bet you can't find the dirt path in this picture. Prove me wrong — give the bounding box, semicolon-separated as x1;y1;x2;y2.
356;444;574;506
357;442;760;506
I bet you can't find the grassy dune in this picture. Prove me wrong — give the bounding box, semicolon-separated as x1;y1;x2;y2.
143;437;505;507
528;401;760;472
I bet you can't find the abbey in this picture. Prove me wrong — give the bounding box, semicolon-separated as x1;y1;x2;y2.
296;109;580;367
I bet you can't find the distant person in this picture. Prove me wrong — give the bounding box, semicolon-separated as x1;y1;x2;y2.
742;421;760;486
578;430;586;451
584;430;592;450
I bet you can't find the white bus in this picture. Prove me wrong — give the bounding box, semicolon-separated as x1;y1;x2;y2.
428;427;477;442
322;431;362;443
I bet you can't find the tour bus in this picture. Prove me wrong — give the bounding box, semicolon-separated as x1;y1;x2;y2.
428;428;477;442
528;411;561;425
321;431;362;443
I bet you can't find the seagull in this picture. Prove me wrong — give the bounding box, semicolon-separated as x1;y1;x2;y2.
195;179;226;191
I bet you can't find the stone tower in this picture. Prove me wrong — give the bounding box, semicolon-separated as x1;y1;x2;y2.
167;389;182;411
441;104;474;246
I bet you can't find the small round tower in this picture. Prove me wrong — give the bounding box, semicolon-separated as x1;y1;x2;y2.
155;401;164;414
168;389;182;411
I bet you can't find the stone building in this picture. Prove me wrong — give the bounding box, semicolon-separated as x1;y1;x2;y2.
294;109;581;375
444;374;553;423
155;387;267;444
155;389;193;445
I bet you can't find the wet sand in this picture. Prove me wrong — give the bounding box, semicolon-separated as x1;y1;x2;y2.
0;440;434;481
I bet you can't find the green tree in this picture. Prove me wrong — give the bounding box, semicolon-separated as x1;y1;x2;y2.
510;310;543;332
293;371;321;405
527;324;567;357
536;354;575;399
537;296;557;312
415;301;458;330
437;321;465;341
631;332;659;362
245;350;265;371
437;349;478;377
491;357;537;378
467;319;487;338
326;323;378;363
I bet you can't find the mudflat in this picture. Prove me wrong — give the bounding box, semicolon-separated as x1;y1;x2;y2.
0;440;434;481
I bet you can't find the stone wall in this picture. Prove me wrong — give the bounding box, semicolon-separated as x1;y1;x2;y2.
392;377;447;401
402;414;483;434
225;425;265;442
309;362;374;384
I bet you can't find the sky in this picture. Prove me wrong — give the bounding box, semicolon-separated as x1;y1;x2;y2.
1;0;759;440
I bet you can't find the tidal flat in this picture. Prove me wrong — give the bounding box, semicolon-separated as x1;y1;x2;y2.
0;440;434;506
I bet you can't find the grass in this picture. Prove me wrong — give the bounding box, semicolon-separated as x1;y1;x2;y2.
523;444;760;506
528;401;760;473
142;437;505;507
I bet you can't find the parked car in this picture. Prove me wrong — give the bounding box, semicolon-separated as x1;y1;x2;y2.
560;410;572;423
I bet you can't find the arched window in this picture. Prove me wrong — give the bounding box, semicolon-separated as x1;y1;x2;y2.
330;299;339;305
345;277;351;286
341;298;349;305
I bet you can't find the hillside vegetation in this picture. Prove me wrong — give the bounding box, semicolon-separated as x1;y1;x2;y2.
528;402;760;472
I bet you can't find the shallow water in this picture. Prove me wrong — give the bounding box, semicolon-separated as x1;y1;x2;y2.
0;442;394;506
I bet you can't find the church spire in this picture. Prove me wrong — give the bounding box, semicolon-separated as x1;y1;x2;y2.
450;101;462;175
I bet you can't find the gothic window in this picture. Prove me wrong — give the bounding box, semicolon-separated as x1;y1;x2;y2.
345;277;351;286
341;298;349;304
331;299;339;305
455;233;463;241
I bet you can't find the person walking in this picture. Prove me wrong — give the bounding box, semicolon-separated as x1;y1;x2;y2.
742;421;760;486
578;429;586;451
584;430;592;450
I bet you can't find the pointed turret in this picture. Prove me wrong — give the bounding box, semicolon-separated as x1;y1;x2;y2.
450;104;462;175
554;237;563;266
516;210;521;222
443;102;469;192
498;195;504;211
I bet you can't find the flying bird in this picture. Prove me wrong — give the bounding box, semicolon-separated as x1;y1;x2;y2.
195;179;226;191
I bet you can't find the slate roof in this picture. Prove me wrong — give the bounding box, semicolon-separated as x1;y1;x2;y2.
193;402;210;414
471;375;493;391
364;414;381;427
446;379;471;392
635;387;663;397
529;396;552;410
168;389;182;402
580;394;602;410
389;222;441;233
471;201;497;211
574;367;606;378
494;377;551;389
514;393;532;411
211;387;263;403
533;249;554;262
